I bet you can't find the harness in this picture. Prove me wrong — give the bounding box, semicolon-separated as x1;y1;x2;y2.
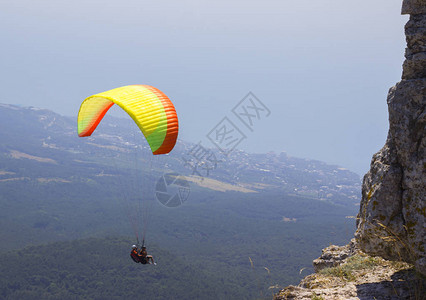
139;256;148;264
130;250;140;263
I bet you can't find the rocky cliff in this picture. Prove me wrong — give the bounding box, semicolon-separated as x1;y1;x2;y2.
274;240;423;299
275;1;425;298
355;0;425;276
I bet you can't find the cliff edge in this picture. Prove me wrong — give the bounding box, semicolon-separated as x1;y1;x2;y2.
275;1;425;298
274;240;423;299
355;0;425;276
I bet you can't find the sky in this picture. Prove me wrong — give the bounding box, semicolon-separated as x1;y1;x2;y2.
0;0;408;176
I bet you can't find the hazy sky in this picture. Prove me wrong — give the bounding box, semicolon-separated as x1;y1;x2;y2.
0;0;407;175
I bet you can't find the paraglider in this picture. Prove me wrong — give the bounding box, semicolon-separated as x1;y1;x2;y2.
78;84;178;155
77;85;178;264
130;245;156;265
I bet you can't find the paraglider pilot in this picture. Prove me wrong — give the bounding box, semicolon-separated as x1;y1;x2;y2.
130;245;156;265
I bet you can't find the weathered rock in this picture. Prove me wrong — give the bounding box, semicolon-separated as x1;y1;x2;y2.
355;133;410;264
402;53;426;79
313;239;358;272
403;12;426;79
274;249;422;300
356;5;426;276
402;0;426;15
405;14;426;57
275;3;426;299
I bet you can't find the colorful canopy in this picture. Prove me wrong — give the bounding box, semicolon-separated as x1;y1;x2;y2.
77;85;178;155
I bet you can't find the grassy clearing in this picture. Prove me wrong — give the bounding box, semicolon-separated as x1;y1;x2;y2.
318;253;412;282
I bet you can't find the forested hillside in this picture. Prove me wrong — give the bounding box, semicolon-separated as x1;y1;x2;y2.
0;104;359;298
0;237;251;299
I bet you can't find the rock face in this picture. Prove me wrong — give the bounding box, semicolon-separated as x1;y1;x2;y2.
355;1;426;276
274;3;425;299
313;239;358;273
274;243;422;300
402;0;426;15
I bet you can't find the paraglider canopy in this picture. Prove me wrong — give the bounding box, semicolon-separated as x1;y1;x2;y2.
77;84;178;155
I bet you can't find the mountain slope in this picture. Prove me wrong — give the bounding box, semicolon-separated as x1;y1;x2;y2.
0;103;361;206
0;237;250;300
0;103;360;296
